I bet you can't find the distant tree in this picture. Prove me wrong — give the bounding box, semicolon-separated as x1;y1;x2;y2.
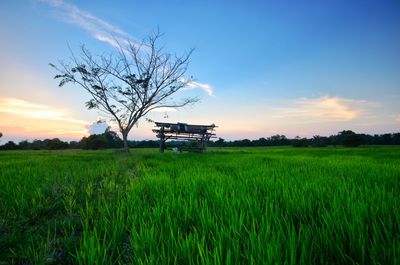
311;135;328;147
79;134;107;150
104;131;124;148
214;137;225;147
69;141;80;149
30;140;41;150
131;140;159;148
232;139;252;147
292;136;309;147
381;133;393;145
19;140;30;149
0;141;18;150
250;137;269;146
393;133;400;145
48;138;69;150
343;134;364;147
79;130;123;149
338;130;364;147
268;135;290;146
51;30;198;152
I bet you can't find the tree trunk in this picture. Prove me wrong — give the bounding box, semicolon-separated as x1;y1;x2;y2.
122;131;129;153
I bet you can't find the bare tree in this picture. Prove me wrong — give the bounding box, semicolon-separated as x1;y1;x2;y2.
51;31;198;152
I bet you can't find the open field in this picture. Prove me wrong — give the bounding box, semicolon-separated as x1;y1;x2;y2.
0;147;399;264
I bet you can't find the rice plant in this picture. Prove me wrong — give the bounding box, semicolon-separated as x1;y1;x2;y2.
0;147;399;264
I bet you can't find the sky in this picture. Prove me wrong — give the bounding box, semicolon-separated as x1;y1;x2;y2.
0;0;399;142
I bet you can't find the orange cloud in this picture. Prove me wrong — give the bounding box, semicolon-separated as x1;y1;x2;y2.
0;98;87;124
0;97;90;139
271;96;365;122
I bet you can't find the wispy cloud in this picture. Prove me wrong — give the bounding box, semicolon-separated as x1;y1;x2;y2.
179;78;214;96
185;81;214;96
150;107;178;112
0;97;88;124
271;96;368;122
0;97;93;139
40;0;132;47
41;0;215;96
395;115;400;123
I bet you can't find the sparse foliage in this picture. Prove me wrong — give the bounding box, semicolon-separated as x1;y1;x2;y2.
51;30;198;152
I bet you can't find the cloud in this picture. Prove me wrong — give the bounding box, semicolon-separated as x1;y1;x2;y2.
179;78;214;96
40;0;132;48
87;120;109;135
0;97;88;124
41;0;215;96
0;97;93;140
186;81;214;96
93;34;123;48
0;125;87;140
150;107;178;112
396;115;400;123
271;96;367;122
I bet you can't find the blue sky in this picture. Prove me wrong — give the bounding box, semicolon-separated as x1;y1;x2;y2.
0;0;399;141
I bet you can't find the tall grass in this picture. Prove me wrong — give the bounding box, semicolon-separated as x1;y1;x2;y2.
0;147;399;264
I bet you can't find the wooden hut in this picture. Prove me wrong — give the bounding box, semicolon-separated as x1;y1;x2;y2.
152;122;217;152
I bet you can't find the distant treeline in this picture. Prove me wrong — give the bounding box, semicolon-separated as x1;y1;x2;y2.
0;130;400;150
211;130;400;148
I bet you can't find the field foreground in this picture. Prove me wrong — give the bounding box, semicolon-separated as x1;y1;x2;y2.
0;147;399;264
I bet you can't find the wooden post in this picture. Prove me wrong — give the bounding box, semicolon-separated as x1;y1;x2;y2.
159;126;165;153
201;134;206;151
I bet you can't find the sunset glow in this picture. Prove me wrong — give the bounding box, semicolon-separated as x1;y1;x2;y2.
0;97;90;140
0;0;399;142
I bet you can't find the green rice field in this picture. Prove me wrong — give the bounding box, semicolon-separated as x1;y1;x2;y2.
0;147;399;264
